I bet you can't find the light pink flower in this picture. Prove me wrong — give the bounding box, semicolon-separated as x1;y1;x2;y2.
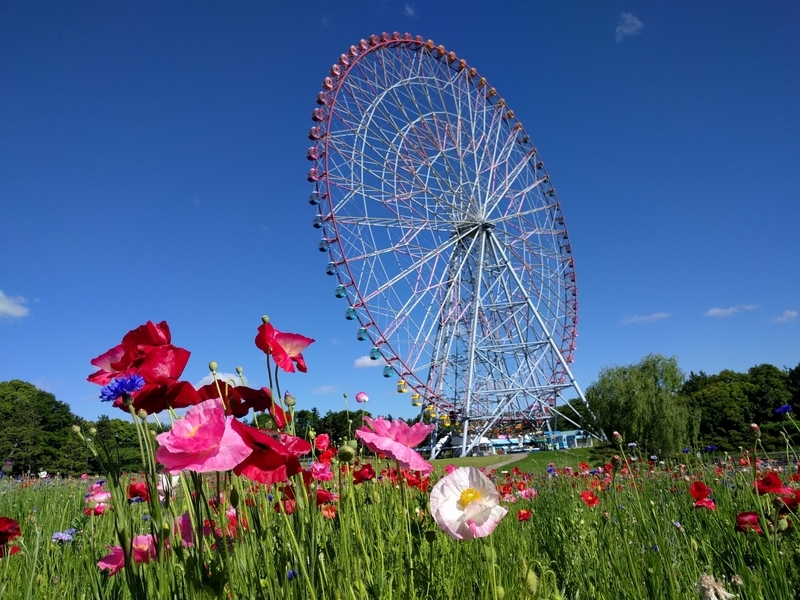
310;461;333;481
355;391;369;403
354;416;434;474
517;487;538;500
429;467;507;540
155;398;252;474
97;534;157;576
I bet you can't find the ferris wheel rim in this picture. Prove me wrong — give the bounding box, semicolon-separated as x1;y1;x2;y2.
307;32;579;412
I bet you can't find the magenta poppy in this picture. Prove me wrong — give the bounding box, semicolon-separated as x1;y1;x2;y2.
354;416;434;474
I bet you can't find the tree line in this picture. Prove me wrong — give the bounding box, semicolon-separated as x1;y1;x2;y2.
558;355;800;456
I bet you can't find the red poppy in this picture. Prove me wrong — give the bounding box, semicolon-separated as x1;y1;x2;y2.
755;472;794;496
0;517;20;553
317;448;336;465
196;382;287;427
580;491;599;507
126;380;203;415
255;322;315;373
128;482;150;502
315;433;330;452
315;489;337;506
694;498;717;511
88;321;190;386
231;420;311;485
321;505;337;519
353;463;375;484
517;509;532;522
735;512;763;534
690;481;712;501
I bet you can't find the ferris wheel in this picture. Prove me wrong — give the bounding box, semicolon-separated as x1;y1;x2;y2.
306;33;590;456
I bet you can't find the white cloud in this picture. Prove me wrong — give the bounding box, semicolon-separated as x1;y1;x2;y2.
616;12;643;42
705;304;758;318
313;385;336;394
194;372;247;389
0;290;30;318
354;355;387;368
621;312;669;325
775;310;798;323
404;3;416;17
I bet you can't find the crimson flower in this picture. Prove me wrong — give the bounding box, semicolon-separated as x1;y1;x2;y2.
315;489;338;506
128;482;150;502
196;382;288;427
231;420;311;485
517;509;532;522
755;472;794;496
580;490;600;508
88;321;190;386
88;321;202;414
735;512;763;534
315;433;330;452
0;517;21;558
353;463;375;484
255;321;315;373
689;481;711;501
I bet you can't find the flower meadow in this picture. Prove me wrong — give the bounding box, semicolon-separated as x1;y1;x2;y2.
2;319;800;599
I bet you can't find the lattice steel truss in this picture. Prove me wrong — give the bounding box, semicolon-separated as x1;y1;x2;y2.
306;33;590;456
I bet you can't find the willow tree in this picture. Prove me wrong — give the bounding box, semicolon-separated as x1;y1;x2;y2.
586;354;696;455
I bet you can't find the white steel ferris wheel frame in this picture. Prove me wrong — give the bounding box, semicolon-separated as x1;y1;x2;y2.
306;32;591;457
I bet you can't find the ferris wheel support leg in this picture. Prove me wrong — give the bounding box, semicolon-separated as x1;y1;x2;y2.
487;234;605;442
461;394;518;457
461;231;489;457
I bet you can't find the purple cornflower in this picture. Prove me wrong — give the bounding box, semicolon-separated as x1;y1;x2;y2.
775;404;793;416
100;374;145;402
51;528;77;543
287;569;299;582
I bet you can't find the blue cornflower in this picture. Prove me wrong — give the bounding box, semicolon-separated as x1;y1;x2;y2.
142;515;151;521
51;531;74;544
627;442;637;448
682;448;691;454
703;445;718;453
287;569;299;582
775;404;793;416
100;374;145;402
129;497;144;504
650;455;658;461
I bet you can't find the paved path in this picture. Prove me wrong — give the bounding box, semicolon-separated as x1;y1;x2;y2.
486;453;529;470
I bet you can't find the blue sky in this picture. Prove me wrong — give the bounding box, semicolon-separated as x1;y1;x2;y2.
1;1;798;423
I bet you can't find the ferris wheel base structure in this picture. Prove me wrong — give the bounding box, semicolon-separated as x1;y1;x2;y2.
305;33;597;457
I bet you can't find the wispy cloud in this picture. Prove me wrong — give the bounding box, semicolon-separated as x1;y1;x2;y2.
194;372;246;389
775;310;798;323
616;12;643;42
705;304;758;318
0;290;30;319
313;385;336;394
404;3;416;17
354;355;386;368
622;312;669;325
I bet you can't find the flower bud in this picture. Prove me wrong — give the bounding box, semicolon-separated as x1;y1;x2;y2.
230;487;240;509
424;530;436;543
612;431;622;443
162;519;171;539
137;409;148;420
495;586;505;600
236;366;243;375
778;517;791;532
72;425;81;434
208;361;218;372
525;569;539;595
261;315;270;324
89;427;97;436
337;444;356;463
284;393;297;407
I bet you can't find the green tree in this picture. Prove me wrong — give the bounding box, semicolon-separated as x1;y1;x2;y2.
586;354;694;456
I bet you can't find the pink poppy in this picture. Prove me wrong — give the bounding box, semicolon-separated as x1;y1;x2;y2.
355;391;369;403
310;461;333;481
354;416;434;474
255;322;315;373
155;399;252;474
430;467;507;540
98;534;157;575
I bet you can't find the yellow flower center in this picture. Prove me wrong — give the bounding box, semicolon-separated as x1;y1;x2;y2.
458;488;482;508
